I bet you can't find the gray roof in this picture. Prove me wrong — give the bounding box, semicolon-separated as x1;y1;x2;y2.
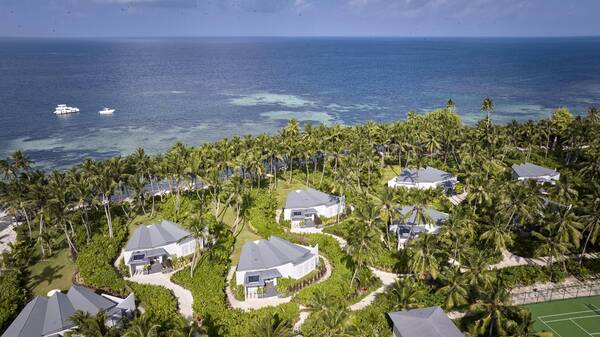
128;247;169;265
245;269;283;286
237;236;315;272
397;206;449;226
125;220;190;252
1;286;127;337
1;297;47;337
285;188;342;209
395;167;456;184
512;163;558;178
388;307;464;337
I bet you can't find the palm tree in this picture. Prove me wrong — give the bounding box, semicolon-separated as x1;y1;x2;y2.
182;212;213;277
436;266;469;310
166;321;208;337
408;234;440;279
346;219;376;288
481;97;494;121
123;313;161;337
505;309;553;337
533;226;572;280
67;310;122;337
248;313;294;337
480;218;513;255
581;184;600;262
389;277;425;311
468;277;519;337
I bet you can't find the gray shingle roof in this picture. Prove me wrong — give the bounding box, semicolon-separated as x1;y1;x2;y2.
397;206;449;226
395;167;456;184
1;296;47;337
285;188;342;209
512;163;558;178
1;286;126;337
237;236;315;272
388;307;464;337
124;220;190;252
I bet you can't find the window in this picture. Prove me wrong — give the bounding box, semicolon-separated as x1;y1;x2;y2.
293;211;302;216
248;275;260;283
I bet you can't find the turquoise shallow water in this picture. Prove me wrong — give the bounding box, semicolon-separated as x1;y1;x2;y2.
0;37;599;169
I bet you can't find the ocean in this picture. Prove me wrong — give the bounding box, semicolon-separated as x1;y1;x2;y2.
0;37;599;169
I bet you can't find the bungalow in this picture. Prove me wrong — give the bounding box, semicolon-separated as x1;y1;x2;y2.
283;188;345;229
388;307;464;337
390;206;449;250
235;236;319;300
1;285;136;337
512;162;560;185
387;167;458;190
123;220;199;276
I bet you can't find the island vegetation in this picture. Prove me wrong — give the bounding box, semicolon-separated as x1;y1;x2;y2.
1;100;599;337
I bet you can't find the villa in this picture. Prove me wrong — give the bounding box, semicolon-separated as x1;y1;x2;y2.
1;285;136;337
387;167;458;190
390;206;449;250
512;162;560;185
123;220;199;276
388;307;464;337
283;188;345;230
235;236;319;300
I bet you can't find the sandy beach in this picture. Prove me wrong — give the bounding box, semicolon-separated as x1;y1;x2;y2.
0;210;16;253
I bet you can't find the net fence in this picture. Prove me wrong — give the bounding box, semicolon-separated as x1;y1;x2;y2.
512;281;600;305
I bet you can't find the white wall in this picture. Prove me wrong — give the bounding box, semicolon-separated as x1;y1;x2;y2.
283;202;344;220
123;239;197;267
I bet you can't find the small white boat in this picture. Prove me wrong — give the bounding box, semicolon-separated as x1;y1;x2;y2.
54;104;80;115
99;107;115;115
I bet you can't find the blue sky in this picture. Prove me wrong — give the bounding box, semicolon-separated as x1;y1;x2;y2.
1;0;599;37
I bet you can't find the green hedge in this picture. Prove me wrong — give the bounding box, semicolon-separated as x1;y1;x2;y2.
127;282;181;325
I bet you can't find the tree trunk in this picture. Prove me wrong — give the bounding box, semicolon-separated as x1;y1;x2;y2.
21;208;32;239
103;196;114;239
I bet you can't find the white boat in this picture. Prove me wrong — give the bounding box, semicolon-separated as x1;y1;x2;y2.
54;104;80;115
99;107;115;115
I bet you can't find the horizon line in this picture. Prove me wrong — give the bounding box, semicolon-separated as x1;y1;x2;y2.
1;34;599;39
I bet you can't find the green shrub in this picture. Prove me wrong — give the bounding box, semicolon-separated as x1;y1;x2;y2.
249;190;283;237
127;281;181;325
76;218;128;294
0;270;28;332
499;265;551;288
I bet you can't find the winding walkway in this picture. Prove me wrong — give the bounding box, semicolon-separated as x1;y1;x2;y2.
349;267;399;311
126;270;194;319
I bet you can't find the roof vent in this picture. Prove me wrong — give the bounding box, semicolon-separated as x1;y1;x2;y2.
295;189;302;193
47;289;61;297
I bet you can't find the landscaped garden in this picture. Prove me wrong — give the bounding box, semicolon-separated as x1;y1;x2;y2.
1;104;600;336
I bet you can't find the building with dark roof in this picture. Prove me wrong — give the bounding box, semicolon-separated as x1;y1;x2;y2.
388;307;464;337
512;163;560;185
235;236;319;300
123;220;200;276
1;285;135;337
283;188;345;230
388;167;457;190
390;206;449;250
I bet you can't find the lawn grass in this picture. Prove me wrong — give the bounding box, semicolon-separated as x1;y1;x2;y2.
523;296;600;337
28;248;77;296
273;178;306;208
381;165;401;184
127;212;164;236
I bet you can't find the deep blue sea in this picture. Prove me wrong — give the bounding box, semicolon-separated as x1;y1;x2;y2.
1;37;599;169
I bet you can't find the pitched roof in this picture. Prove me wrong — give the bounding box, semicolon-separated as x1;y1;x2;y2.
285;188;342;209
66;285;118;315
43;292;77;335
397;206;449;226
124;220;190;252
388;307;464;337
395;167;456;184
237;236;315;272
1;296;47;337
512;163;558;178
1;286;126;337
